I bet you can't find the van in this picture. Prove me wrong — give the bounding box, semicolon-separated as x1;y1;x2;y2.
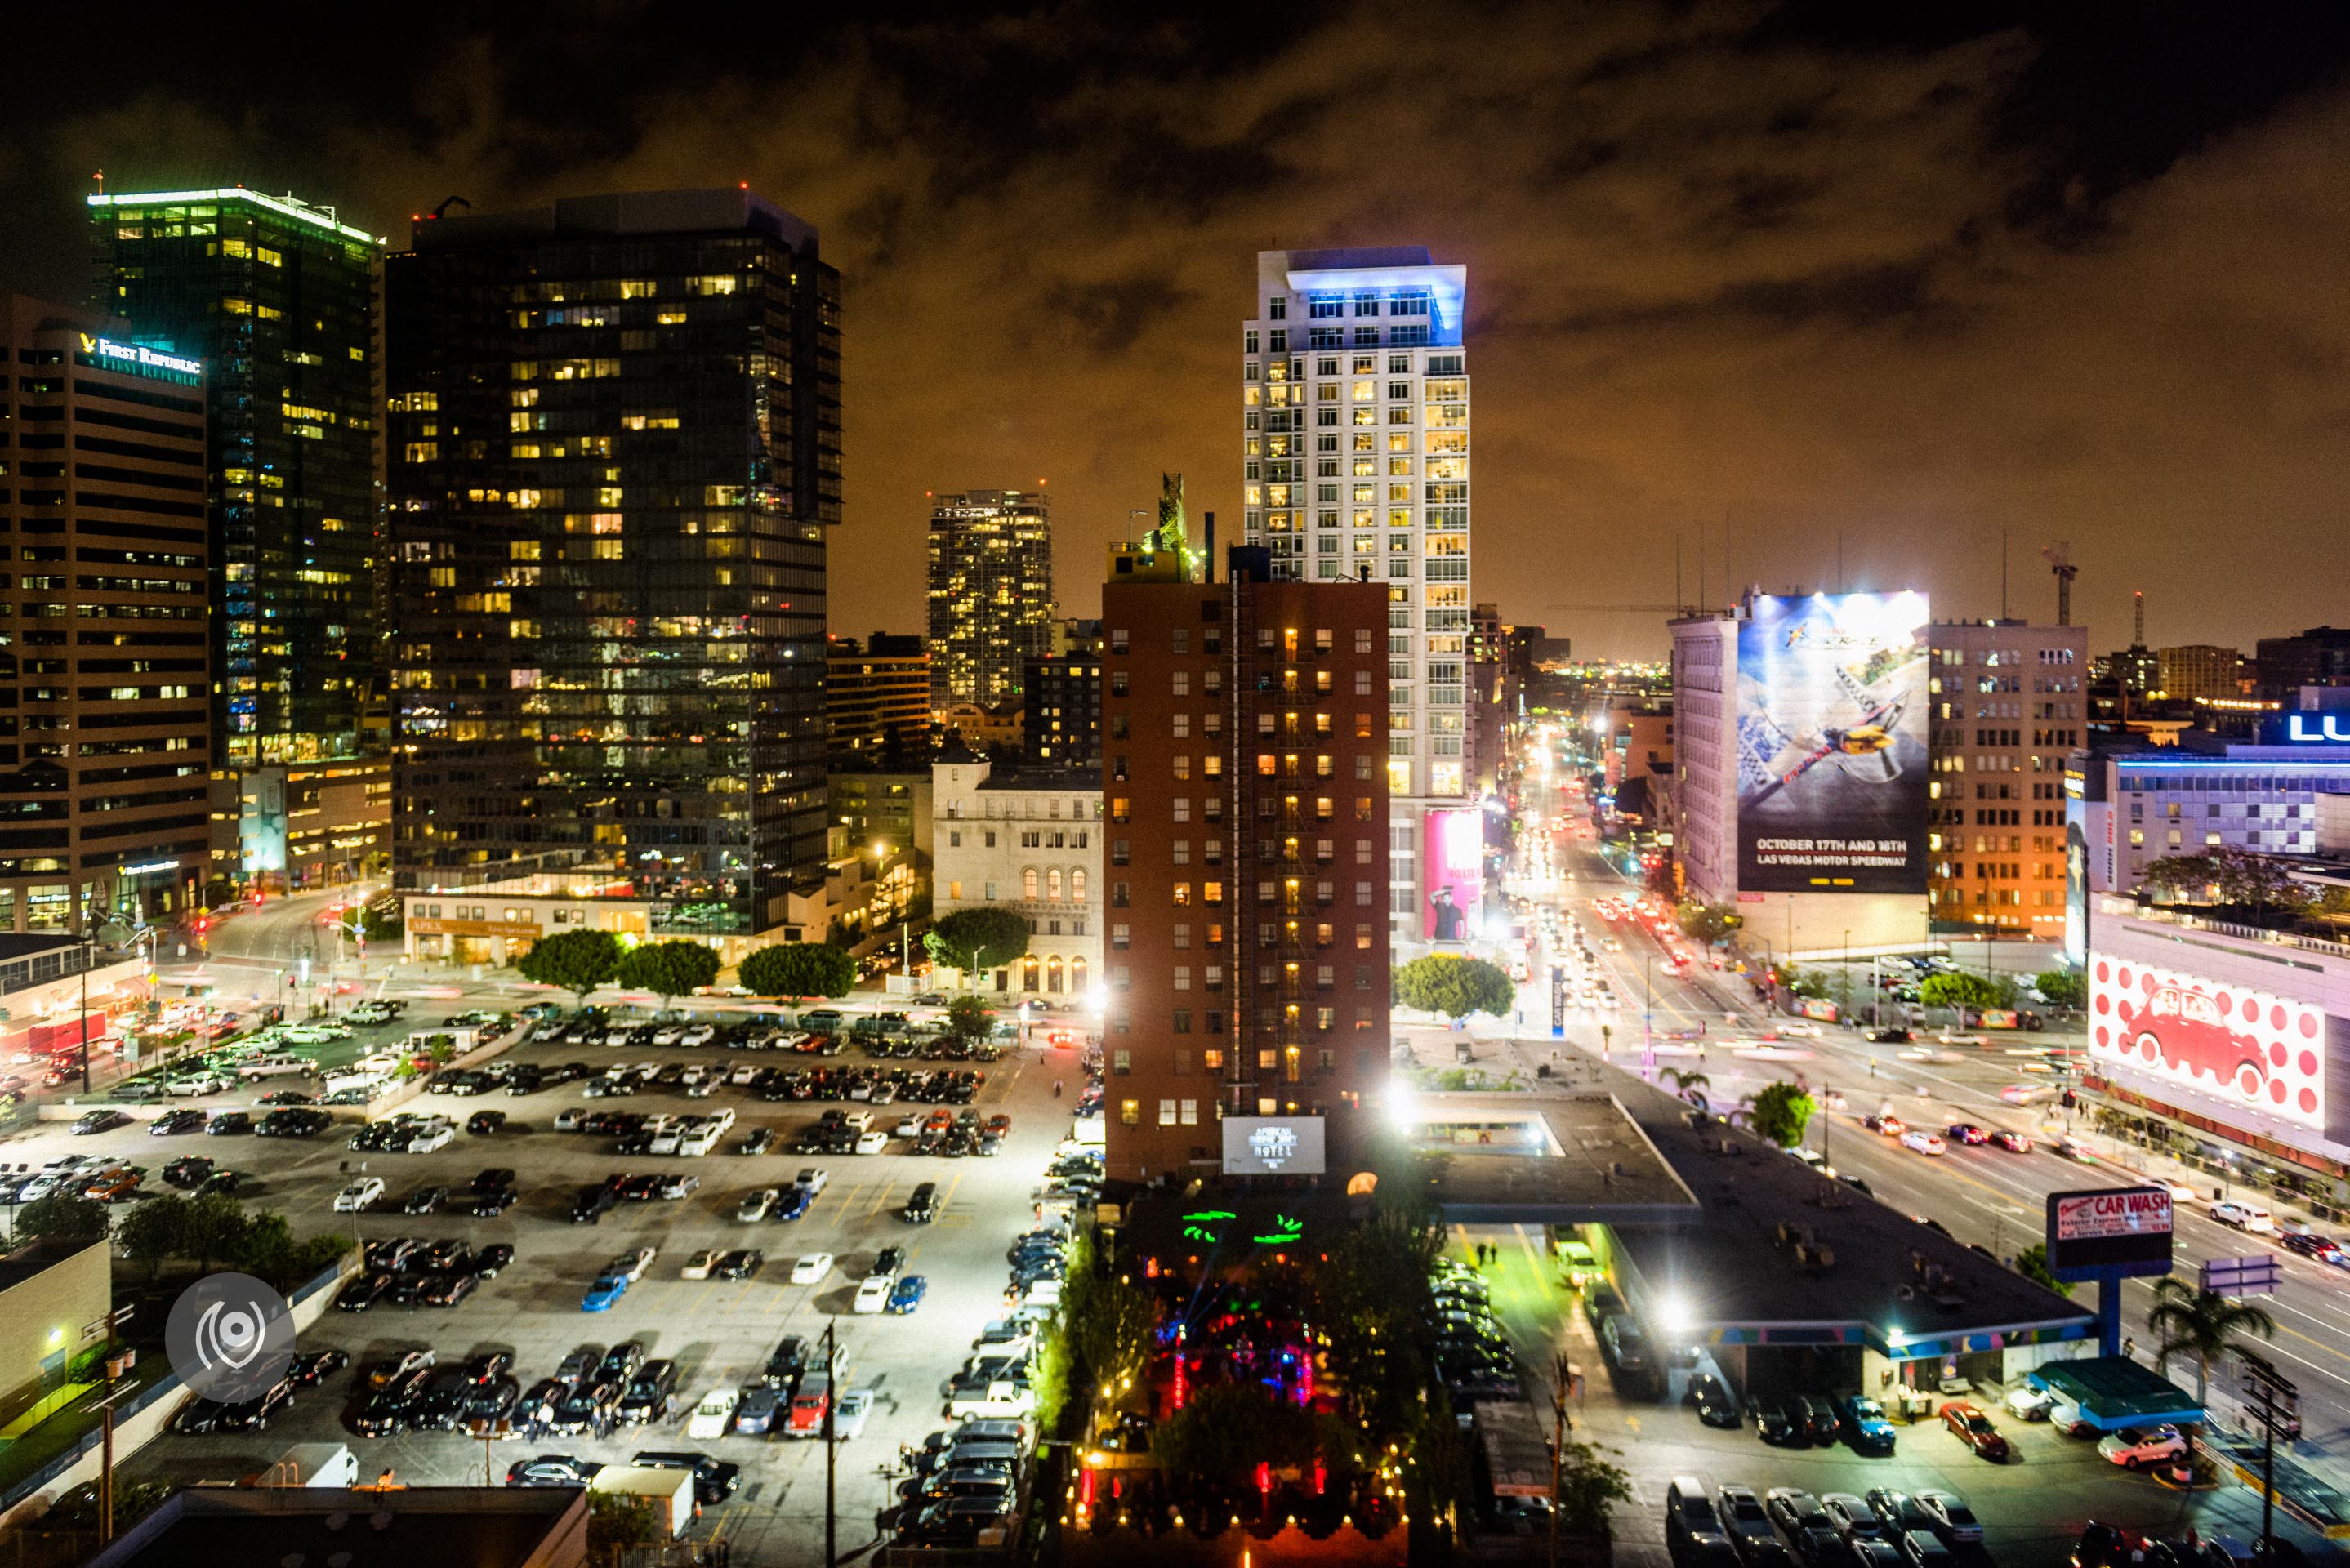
1665;1476;1733;1562
903;1182;939;1223
932;1440;1023;1472
236;1054;314;1080
1018;1279;1063;1310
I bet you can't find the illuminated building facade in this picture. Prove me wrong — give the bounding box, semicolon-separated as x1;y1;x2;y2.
385;189;841;939
0;296;210;930
89;187;381;768
825;633;930;761
1242;247;1470;944
1099;542;1389;1183
1925;620;2088;935
926;490;1055;713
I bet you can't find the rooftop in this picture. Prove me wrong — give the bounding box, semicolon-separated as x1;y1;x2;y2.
408;188;818;256
1599;1067;2094;1356
85;1485;586;1568
1399;1090;1701;1225
90;188;384;247
1284;245;1436;272
0;1237;104;1294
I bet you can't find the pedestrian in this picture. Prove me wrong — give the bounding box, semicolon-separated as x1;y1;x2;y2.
1054;1079;1063;1098
2123;1336;2137;1360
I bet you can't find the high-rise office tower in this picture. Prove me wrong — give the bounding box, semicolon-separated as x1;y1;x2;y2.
89;187;382;766
385;189;841;941
1099;541;1390;1183
925;489;1055;712
1243;248;1469;946
0;297;211;931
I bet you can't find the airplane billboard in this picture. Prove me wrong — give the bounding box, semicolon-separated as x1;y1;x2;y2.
1733;592;1930;893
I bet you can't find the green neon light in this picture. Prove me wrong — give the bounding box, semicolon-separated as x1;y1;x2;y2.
1251;1215;1304;1246
90;189;384;247
1181;1209;1237;1243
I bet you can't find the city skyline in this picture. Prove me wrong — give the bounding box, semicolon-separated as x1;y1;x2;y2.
2;8;2347;657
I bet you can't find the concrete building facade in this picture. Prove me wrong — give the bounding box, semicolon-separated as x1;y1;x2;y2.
930;756;1100;998
1926;620;2089;937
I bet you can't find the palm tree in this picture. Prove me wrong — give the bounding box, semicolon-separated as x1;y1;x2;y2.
2147;1276;2275;1403
1660;1067;1711;1112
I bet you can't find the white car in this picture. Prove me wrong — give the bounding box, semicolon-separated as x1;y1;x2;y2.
1938;1031;1989;1046
685;1388;740;1439
1775;1021;1823;1038
854;1130;889;1155
167;1074;229;1097
790;1251;834;1285
2210;1200;2276;1233
607;1246;657;1283
2098;1424;2188;1468
796;1169;829;1195
2004;1384;2055;1421
894;1114;923;1138
680;1250;720;1280
738;1188;779;1223
1900;1130;1946;1156
333;1177;386;1213
2145;1179;2199;1202
680;1024;716;1047
405;1123;453;1154
832;1388;873;1441
852;1276;893;1314
650;1026;684;1047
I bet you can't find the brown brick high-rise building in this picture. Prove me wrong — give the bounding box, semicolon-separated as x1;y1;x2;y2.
1100;543;1389;1184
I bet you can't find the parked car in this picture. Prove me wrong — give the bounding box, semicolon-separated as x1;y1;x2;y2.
686;1388;742;1440
1938;1402;2010;1462
887;1274;930;1314
2098;1425;2189;1469
1687;1372;1739;1428
1914;1491;1982;1546
1838;1394;1897;1456
334;1177;386;1213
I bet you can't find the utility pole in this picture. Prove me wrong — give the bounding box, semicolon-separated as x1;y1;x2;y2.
1548;1351;1577;1568
823;1319;837;1568
2241;1349;2297;1552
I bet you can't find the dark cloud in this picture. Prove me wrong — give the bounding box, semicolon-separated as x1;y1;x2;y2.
6;2;2349;657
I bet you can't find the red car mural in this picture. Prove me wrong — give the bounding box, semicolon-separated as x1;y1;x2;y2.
2114;984;2268;1099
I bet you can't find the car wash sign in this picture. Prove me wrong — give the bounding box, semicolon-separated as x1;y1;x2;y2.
2046;1186;2174;1279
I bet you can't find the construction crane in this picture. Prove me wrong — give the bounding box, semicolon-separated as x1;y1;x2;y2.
2040;541;2078;627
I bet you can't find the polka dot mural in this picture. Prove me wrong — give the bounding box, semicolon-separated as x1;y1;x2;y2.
2089;953;2330;1134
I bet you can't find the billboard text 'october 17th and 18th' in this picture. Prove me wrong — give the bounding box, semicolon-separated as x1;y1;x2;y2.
1733;592;1930;894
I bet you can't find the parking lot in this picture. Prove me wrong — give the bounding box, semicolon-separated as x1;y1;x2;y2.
9;1004;1090;1565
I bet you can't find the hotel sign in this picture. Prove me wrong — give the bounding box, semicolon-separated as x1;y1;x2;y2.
76;333;201;381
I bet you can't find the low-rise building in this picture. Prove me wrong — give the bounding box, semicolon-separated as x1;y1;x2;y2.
930;754;1099;998
0;1239;112;1428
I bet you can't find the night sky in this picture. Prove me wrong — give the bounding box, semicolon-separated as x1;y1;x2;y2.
7;3;2348;659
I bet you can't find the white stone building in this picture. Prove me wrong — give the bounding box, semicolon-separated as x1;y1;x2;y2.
930;755;1101;998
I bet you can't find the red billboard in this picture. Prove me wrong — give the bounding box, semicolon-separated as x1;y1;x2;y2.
2089;953;2327;1132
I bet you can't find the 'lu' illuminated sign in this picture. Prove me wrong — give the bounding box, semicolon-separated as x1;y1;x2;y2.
2286;714;2350;743
77;333;201;381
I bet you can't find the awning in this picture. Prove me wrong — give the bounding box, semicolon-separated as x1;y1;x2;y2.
2030;1356;2204;1432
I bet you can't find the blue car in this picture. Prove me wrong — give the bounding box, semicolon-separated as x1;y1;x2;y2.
886;1274;929;1314
1837;1393;1897;1456
776;1187;813;1222
582;1273;630;1312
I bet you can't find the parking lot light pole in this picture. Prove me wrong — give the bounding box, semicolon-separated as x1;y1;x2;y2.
824;1318;836;1568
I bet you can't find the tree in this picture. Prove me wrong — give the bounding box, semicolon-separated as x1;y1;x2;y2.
586;1494;658;1557
2034;969;2085;1009
183;1192;248;1274
1779;963;1831;1002
2013;1244;2074;1298
515;929;622;1000
922;907;1032;980
944;993;992;1045
1554;1438;1634;1542
1675;902;1743;944
2144;849;2312;916
12;1194;109;1245
117;1195;189;1280
1152;1381;1315;1486
1919;972;2009;1013
2147;1275;2275;1403
737;942;856;1002
1747;1082;1815;1148
1391;954;1515;1022
1659;1067;1710;1112
613;940;720;1004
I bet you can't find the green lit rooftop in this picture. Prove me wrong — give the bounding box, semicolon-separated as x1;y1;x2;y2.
89;189;382;247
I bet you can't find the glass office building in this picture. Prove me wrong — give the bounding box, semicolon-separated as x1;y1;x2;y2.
89;188;381;765
384;189;841;940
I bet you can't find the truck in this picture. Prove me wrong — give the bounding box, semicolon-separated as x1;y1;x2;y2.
587;1463;695;1539
787;1370;833;1437
253;1442;360;1488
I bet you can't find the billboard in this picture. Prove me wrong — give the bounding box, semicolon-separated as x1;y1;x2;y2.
1733;592;1929;893
1424;808;1482;941
1221;1116;1327;1175
2046;1185;2174;1279
2089;953;2328;1132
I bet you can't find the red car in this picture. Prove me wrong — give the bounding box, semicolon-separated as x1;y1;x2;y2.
1940;1401;2010;1462
1945;1123;1989;1146
2113;983;2268;1098
1863;1113;1906;1137
1988;1129;2033;1153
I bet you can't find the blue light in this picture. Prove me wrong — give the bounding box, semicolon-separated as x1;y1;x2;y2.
1283;261;1468;342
